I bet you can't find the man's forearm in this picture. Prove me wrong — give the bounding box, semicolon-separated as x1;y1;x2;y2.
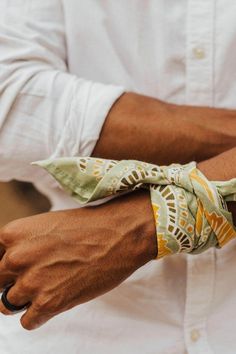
198;147;236;181
93;92;236;165
13;148;236;331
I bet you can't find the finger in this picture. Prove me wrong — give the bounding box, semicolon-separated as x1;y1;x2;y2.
0;281;32;316
20;305;52;331
0;262;17;292
0;273;16;292
6;282;31;309
0;248;26;291
0;298;15;316
0;245;5;260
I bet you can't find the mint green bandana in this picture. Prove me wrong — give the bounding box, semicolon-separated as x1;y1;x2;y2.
33;157;236;260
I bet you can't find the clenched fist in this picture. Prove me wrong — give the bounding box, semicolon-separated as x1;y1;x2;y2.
0;190;156;330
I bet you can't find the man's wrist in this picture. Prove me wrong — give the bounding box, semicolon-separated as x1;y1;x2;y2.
198;148;236;227
118;190;157;267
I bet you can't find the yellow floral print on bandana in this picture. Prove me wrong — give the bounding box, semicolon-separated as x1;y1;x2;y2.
33;158;236;260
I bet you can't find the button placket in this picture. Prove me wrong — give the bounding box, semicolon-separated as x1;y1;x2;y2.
184;248;215;354
186;0;215;106
185;3;216;349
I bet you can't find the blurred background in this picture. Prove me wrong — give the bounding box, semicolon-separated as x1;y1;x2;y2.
0;182;50;227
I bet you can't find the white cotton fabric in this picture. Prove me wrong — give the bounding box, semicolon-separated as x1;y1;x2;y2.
0;1;236;353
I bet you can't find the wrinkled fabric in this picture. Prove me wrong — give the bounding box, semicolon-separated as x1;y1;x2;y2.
1;1;236;353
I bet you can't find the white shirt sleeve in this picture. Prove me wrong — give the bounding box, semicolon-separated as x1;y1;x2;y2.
0;0;124;182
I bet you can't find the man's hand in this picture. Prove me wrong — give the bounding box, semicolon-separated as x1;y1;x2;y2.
0;191;156;330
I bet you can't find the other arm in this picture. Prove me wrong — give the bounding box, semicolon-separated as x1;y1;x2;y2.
0;1;124;183
0;148;236;330
93;92;236;164
0;2;236;184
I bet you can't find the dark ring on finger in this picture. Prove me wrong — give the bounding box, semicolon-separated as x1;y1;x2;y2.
1;285;29;313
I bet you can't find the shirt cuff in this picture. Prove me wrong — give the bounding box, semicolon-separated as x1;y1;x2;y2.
52;79;125;159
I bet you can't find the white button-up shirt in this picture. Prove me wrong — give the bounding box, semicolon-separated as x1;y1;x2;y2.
0;1;236;353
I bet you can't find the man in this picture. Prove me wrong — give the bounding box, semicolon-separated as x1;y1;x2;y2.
0;1;236;353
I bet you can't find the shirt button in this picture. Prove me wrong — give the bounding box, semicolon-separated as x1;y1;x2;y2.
193;47;206;59
190;329;200;342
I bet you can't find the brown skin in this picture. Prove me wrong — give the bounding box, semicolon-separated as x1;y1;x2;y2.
198;147;236;226
93;93;236;164
0;190;157;330
0;93;236;330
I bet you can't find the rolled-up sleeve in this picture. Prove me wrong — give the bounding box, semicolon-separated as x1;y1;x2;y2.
0;0;124;182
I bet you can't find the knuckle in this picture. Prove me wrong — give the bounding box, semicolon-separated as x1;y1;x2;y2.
1;221;18;242
0;226;12;246
4;251;21;270
20;277;35;293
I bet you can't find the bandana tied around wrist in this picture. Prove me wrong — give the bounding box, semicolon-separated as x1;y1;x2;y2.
33;158;236;260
